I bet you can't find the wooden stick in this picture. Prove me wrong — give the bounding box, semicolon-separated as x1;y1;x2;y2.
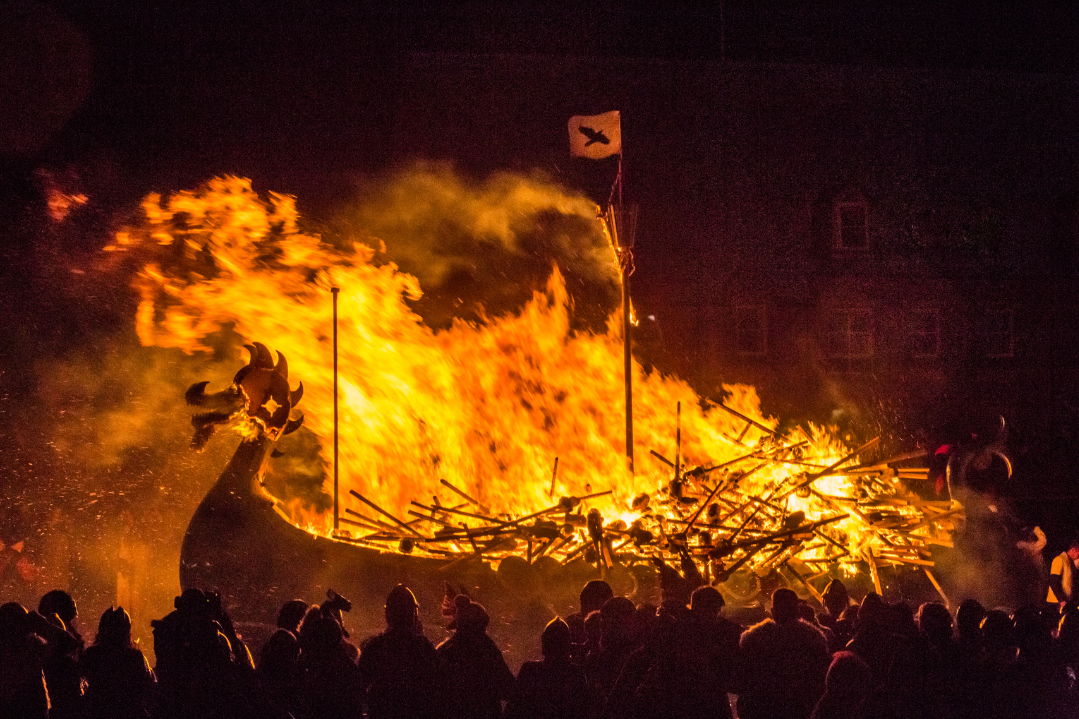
715;402;780;437
650;449;675;468
549;457;559;497
349;490;423;537
867;549;883;595
344;508;394;531
924;567;950;608
786;563;824;604
340;516;381;531
440;479;482;507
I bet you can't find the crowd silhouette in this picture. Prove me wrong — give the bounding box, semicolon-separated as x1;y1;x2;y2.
3;577;1079;719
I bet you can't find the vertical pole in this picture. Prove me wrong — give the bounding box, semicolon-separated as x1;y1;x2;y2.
332;287;340;533
674;401;681;481
623;261;633;474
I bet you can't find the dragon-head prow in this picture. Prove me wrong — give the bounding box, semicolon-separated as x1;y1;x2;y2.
185;341;305;449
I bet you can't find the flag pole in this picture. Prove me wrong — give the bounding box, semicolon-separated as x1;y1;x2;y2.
615;156;633;475
331;286;340;533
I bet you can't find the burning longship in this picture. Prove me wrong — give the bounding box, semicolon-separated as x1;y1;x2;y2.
112;176;963;624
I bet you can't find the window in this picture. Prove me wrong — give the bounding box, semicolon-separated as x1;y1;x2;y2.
824;308;873;371
835;201;869;250
734;305;767;356
910;308;941;359
986;308;1014;359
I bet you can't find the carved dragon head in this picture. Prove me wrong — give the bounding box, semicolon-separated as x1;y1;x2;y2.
185;342;304;449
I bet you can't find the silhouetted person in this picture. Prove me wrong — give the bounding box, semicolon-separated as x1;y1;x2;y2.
798;601;836;650
150;588;256;719
37;589;85;719
845;593;893;682
979;609;1018;719
276;599;309;634
810;651;873;719
567;580;613;658
915;601;958;718
506;617;588;719
733;587;829;719
997;606;1074;719
298;613;363;719
256;629;302;719
357;584;441;719
82;606;154;719
955;599;986;653
436;595;514;719
953;599;987;719
0;602;50;719
818;580;854;651
584;596;637;717
622;586;740;719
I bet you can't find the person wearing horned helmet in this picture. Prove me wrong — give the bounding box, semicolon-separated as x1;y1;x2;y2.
357;584;441;719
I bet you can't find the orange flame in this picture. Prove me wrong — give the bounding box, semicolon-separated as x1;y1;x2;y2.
110;176;949;568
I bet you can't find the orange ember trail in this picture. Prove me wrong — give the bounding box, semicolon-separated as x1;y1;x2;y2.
108;176;960;578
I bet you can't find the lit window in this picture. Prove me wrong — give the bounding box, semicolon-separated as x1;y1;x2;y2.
986;308;1014;359
825;309;873;371
734;305;767;356
910;308;941;359
835;201;869;250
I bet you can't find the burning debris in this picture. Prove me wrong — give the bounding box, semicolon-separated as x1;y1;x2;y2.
186;342;962;605
332;405;960;602
119;175;963;604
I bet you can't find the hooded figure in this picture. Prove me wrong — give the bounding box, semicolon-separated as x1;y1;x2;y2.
436;594;515;719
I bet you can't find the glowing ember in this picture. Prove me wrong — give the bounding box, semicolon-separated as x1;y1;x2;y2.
107;176;961;585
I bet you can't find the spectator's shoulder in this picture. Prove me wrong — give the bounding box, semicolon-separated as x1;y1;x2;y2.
740;617;776;648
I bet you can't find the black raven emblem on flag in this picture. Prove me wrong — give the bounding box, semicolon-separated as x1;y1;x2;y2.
578;126;610;146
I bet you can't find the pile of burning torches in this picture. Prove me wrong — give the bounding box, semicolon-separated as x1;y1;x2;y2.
335;404;960;603
113;177;962;604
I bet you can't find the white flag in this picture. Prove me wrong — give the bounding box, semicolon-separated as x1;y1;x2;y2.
568;111;621;159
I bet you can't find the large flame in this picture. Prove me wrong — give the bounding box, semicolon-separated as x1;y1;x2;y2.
109;176;953;574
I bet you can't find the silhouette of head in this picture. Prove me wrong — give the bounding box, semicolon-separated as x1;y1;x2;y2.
796;601;817;623
306;614;343;652
39;589;77;626
277;599;309;633
453;595;490;634
824;650;872;697
822;579;850;617
956;598;985;643
385;584;419;630
917;602;953;644
1012;605;1051;656
95;606;132;647
889;601;916;636
600;596;636;643
981;609;1015;652
260;628;300;668
541;617;572;659
770;588;799;624
856;592;886;630
174;588;210;615
580;580;614;615
0;602;27;643
690;586;724;618
1068;537;1079;561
